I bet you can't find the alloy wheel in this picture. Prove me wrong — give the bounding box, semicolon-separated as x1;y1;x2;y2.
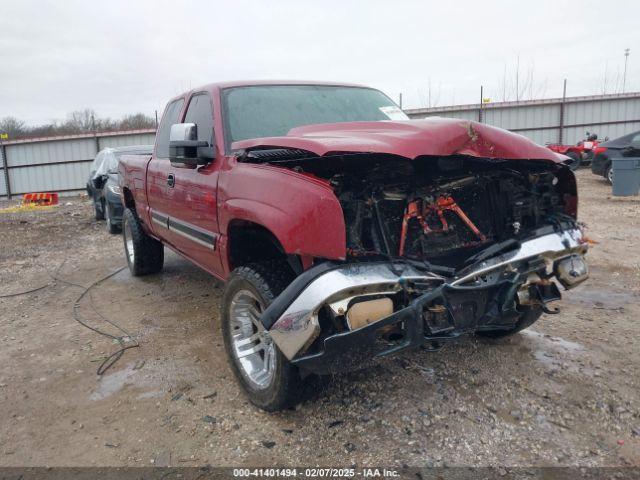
229;289;276;390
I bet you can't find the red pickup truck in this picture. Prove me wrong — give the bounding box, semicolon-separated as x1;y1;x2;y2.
119;81;589;411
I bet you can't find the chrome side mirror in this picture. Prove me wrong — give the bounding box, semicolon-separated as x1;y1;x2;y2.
170;123;198;143
169;123;213;166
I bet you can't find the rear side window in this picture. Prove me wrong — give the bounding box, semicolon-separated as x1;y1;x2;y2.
156;99;185;158
631;134;640;147
184;93;214;146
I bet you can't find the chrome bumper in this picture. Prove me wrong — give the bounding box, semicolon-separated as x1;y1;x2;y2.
269;228;588;361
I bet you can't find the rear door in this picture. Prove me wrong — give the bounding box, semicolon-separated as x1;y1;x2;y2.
167;92;223;276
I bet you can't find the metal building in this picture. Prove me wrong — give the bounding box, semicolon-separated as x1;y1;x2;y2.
405;92;640;146
0;129;156;199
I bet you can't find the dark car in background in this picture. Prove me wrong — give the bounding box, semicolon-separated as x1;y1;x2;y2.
89;145;154;233
591;130;640;184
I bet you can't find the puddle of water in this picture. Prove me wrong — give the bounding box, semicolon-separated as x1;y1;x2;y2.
136;390;163;400
521;330;584;353
89;363;138;401
520;330;588;373
89;356;206;401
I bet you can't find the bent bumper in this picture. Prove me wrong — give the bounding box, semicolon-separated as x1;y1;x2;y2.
266;227;589;373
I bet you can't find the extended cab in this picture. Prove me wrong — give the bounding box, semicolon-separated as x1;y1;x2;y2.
119;81;589;411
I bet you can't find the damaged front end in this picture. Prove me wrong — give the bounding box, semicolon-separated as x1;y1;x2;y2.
245;150;590;374
263;225;588;374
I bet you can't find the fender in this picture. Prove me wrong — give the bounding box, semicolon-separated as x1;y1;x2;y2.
218;162;346;266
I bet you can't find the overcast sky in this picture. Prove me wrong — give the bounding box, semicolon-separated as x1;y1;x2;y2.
1;0;639;126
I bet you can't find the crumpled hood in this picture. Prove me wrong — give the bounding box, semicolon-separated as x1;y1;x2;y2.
232;118;563;162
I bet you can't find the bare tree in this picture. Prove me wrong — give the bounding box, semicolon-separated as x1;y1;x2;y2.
66;109;98;132
0;110;156;140
0;117;26;138
120;113;155;130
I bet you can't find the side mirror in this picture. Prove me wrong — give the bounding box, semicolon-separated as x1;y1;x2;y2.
169;123;214;166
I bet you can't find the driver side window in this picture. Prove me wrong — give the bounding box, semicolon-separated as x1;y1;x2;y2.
184;93;214;146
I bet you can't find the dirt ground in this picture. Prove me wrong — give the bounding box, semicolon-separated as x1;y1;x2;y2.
0;169;638;468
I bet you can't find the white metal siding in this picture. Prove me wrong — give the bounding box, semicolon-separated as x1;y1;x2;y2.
9;162;90;195
1;131;156;198
0;147;7;197
406;93;640;149
8;138;96;167
99;133;156;149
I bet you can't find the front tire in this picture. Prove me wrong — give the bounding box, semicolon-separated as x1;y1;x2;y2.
122;208;164;276
105;202;120;234
476;307;543;338
221;262;301;411
94;198;105;220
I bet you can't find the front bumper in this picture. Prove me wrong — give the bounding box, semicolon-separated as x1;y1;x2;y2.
266;226;589;374
105;190;124;225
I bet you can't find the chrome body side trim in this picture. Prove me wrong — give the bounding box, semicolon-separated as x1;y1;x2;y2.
149;209;217;251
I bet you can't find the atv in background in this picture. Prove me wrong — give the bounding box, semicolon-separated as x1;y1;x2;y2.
547;132;608;170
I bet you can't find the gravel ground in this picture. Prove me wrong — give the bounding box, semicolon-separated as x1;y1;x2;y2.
0;169;638;468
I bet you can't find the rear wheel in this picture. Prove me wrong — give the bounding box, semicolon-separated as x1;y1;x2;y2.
122;208;164;276
221;261;301;411
566;151;581;171
476;307;543;338
605;164;613;185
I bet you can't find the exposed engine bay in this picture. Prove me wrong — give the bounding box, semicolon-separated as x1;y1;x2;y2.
243;149;574;266
331;155;572;266
242;150;587;373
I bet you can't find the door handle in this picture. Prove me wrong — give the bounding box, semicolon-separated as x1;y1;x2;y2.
167;173;175;188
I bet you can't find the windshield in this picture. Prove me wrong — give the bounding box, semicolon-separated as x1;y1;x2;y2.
221;85;408;149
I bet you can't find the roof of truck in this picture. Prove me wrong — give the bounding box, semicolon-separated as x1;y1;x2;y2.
164;80;372;105
199;79;368;90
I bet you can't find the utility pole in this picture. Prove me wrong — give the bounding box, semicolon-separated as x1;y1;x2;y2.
623;48;630;93
398;93;403;110
559;79;567;144
516;54;520;102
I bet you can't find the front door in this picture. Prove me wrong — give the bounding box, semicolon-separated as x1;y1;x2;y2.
166;92;223;277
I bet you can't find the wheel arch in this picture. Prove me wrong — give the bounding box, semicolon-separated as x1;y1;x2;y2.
226;219;303;275
122;187;136;212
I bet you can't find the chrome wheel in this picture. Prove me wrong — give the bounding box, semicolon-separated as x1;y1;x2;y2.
124;219;135;265
229;289;276;390
607;165;613;184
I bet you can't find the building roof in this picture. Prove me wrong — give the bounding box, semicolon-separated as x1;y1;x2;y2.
1;128;156;146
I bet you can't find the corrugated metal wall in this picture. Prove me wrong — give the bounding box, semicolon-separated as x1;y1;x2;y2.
405;92;640;147
0;130;155;199
0;144;8;197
